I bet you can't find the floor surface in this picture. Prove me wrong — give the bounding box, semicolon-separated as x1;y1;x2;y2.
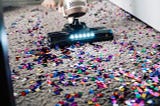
3;0;160;106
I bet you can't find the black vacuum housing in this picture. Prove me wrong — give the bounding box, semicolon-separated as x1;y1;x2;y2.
47;19;113;48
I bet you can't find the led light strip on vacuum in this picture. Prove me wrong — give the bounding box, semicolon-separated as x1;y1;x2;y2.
69;32;95;40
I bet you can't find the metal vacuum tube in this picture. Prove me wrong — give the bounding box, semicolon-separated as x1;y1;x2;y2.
62;0;88;18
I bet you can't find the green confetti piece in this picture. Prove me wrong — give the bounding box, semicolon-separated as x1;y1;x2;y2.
157;59;160;62
42;63;47;67
100;53;103;57
154;87;159;91
134;89;138;92
136;93;141;98
134;63;138;66
77;69;82;74
119;78;124;82
147;80;152;84
68;73;72;77
91;77;96;81
141;48;146;53
78;92;83;96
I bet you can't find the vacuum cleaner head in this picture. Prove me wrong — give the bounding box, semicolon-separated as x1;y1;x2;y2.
47;19;113;48
47;0;113;48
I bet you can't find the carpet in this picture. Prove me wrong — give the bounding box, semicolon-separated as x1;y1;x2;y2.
4;0;160;106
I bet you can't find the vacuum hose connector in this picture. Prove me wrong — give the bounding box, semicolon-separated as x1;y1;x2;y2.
62;0;88;18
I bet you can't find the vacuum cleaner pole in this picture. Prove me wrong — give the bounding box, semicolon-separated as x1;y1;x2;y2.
0;0;16;106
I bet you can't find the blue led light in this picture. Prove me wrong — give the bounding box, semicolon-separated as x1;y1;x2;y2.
82;34;85;38
79;34;83;38
70;35;74;39
90;32;95;37
69;32;95;40
86;33;90;37
75;34;78;39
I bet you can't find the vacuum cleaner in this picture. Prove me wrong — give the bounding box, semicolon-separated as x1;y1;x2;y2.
47;0;113;48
